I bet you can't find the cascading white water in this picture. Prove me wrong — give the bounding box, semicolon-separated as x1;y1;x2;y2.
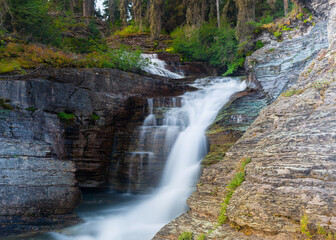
142;54;184;79
50;77;246;240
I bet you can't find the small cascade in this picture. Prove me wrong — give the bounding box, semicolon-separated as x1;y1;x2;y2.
142;54;184;79
50;76;246;240
126;97;182;193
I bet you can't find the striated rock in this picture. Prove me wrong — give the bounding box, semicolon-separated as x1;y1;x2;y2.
246;20;328;100
0;68;189;237
226;47;336;236
156;2;336;239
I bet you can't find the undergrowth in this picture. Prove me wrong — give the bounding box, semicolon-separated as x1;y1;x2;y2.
218;157;251;225
178;157;251;239
0;42;149;74
300;215;336;240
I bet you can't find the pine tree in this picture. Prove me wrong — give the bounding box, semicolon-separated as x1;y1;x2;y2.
149;0;163;39
119;0;128;26
0;0;10;28
83;0;95;17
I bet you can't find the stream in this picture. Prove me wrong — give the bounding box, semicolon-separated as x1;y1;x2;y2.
27;55;246;240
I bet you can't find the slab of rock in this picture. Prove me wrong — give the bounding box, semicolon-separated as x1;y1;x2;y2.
246;20;328;100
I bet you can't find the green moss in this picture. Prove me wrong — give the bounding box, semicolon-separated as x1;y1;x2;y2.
91;113;100;121
196;233;206;240
58;112;75;120
26;107;37;112
281;25;293;31
274;31;282;39
218;157;251;225
0;98;13;110
311;80;331;91
282;89;304;97
0;59;22;74
178;232;194;240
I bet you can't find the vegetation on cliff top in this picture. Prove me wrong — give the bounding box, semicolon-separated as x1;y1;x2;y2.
0;0;309;75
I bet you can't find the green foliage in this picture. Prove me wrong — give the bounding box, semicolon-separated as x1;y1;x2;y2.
300;215;312;239
0;98;13;110
218;157;251;225
82;47;149;71
91;113;100;120
0;41;148;73
114;24;150;36
7;0;61;45
255;40;264;50
0;59;22;73
281;25;292;31
299;215;336;239
178;232;194;240
273;31;282;39
171;22;238;70
260;15;274;25
196;234;206;240
26;107;37;112
58;112;75;120
282;88;304;97
312;80;331;91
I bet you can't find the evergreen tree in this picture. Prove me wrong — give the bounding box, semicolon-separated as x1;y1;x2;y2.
149;0;163;38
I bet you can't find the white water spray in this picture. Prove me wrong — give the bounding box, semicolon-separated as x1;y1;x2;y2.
142;54;184;79
50;77;246;240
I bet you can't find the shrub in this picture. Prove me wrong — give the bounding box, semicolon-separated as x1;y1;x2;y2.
114;24;150;36
58;112;75;120
178;232;194;240
81;46;149;71
0;41;148;73
282;88;304;97
171;22;240;73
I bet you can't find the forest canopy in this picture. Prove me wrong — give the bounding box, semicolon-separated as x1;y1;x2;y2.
0;0;301;74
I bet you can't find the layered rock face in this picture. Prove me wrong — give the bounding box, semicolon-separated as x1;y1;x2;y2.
246;20;328;100
155;1;336;239
0;68;188;237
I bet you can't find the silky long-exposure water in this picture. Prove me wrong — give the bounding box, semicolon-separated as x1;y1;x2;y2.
41;76;246;240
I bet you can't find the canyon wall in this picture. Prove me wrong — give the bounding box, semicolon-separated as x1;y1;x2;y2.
155;1;336;239
0;68;188;237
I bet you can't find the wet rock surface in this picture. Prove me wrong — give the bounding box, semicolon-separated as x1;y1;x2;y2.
0;68;188;237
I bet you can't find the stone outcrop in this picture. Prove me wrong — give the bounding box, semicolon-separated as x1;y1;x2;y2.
155;1;336;239
0;68;189;237
246;20;328;100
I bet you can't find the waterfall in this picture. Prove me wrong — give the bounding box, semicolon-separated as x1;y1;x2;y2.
50;77;246;240
142;54;184;79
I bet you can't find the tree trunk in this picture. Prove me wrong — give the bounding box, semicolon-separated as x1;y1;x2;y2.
83;0;95;17
236;0;255;46
0;0;10;28
150;0;163;39
133;0;142;29
119;0;128;26
284;0;288;16
108;0;116;22
216;0;220;29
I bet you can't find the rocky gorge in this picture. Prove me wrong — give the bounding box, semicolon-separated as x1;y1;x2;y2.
0;0;336;239
0;68;191;237
155;0;336;239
